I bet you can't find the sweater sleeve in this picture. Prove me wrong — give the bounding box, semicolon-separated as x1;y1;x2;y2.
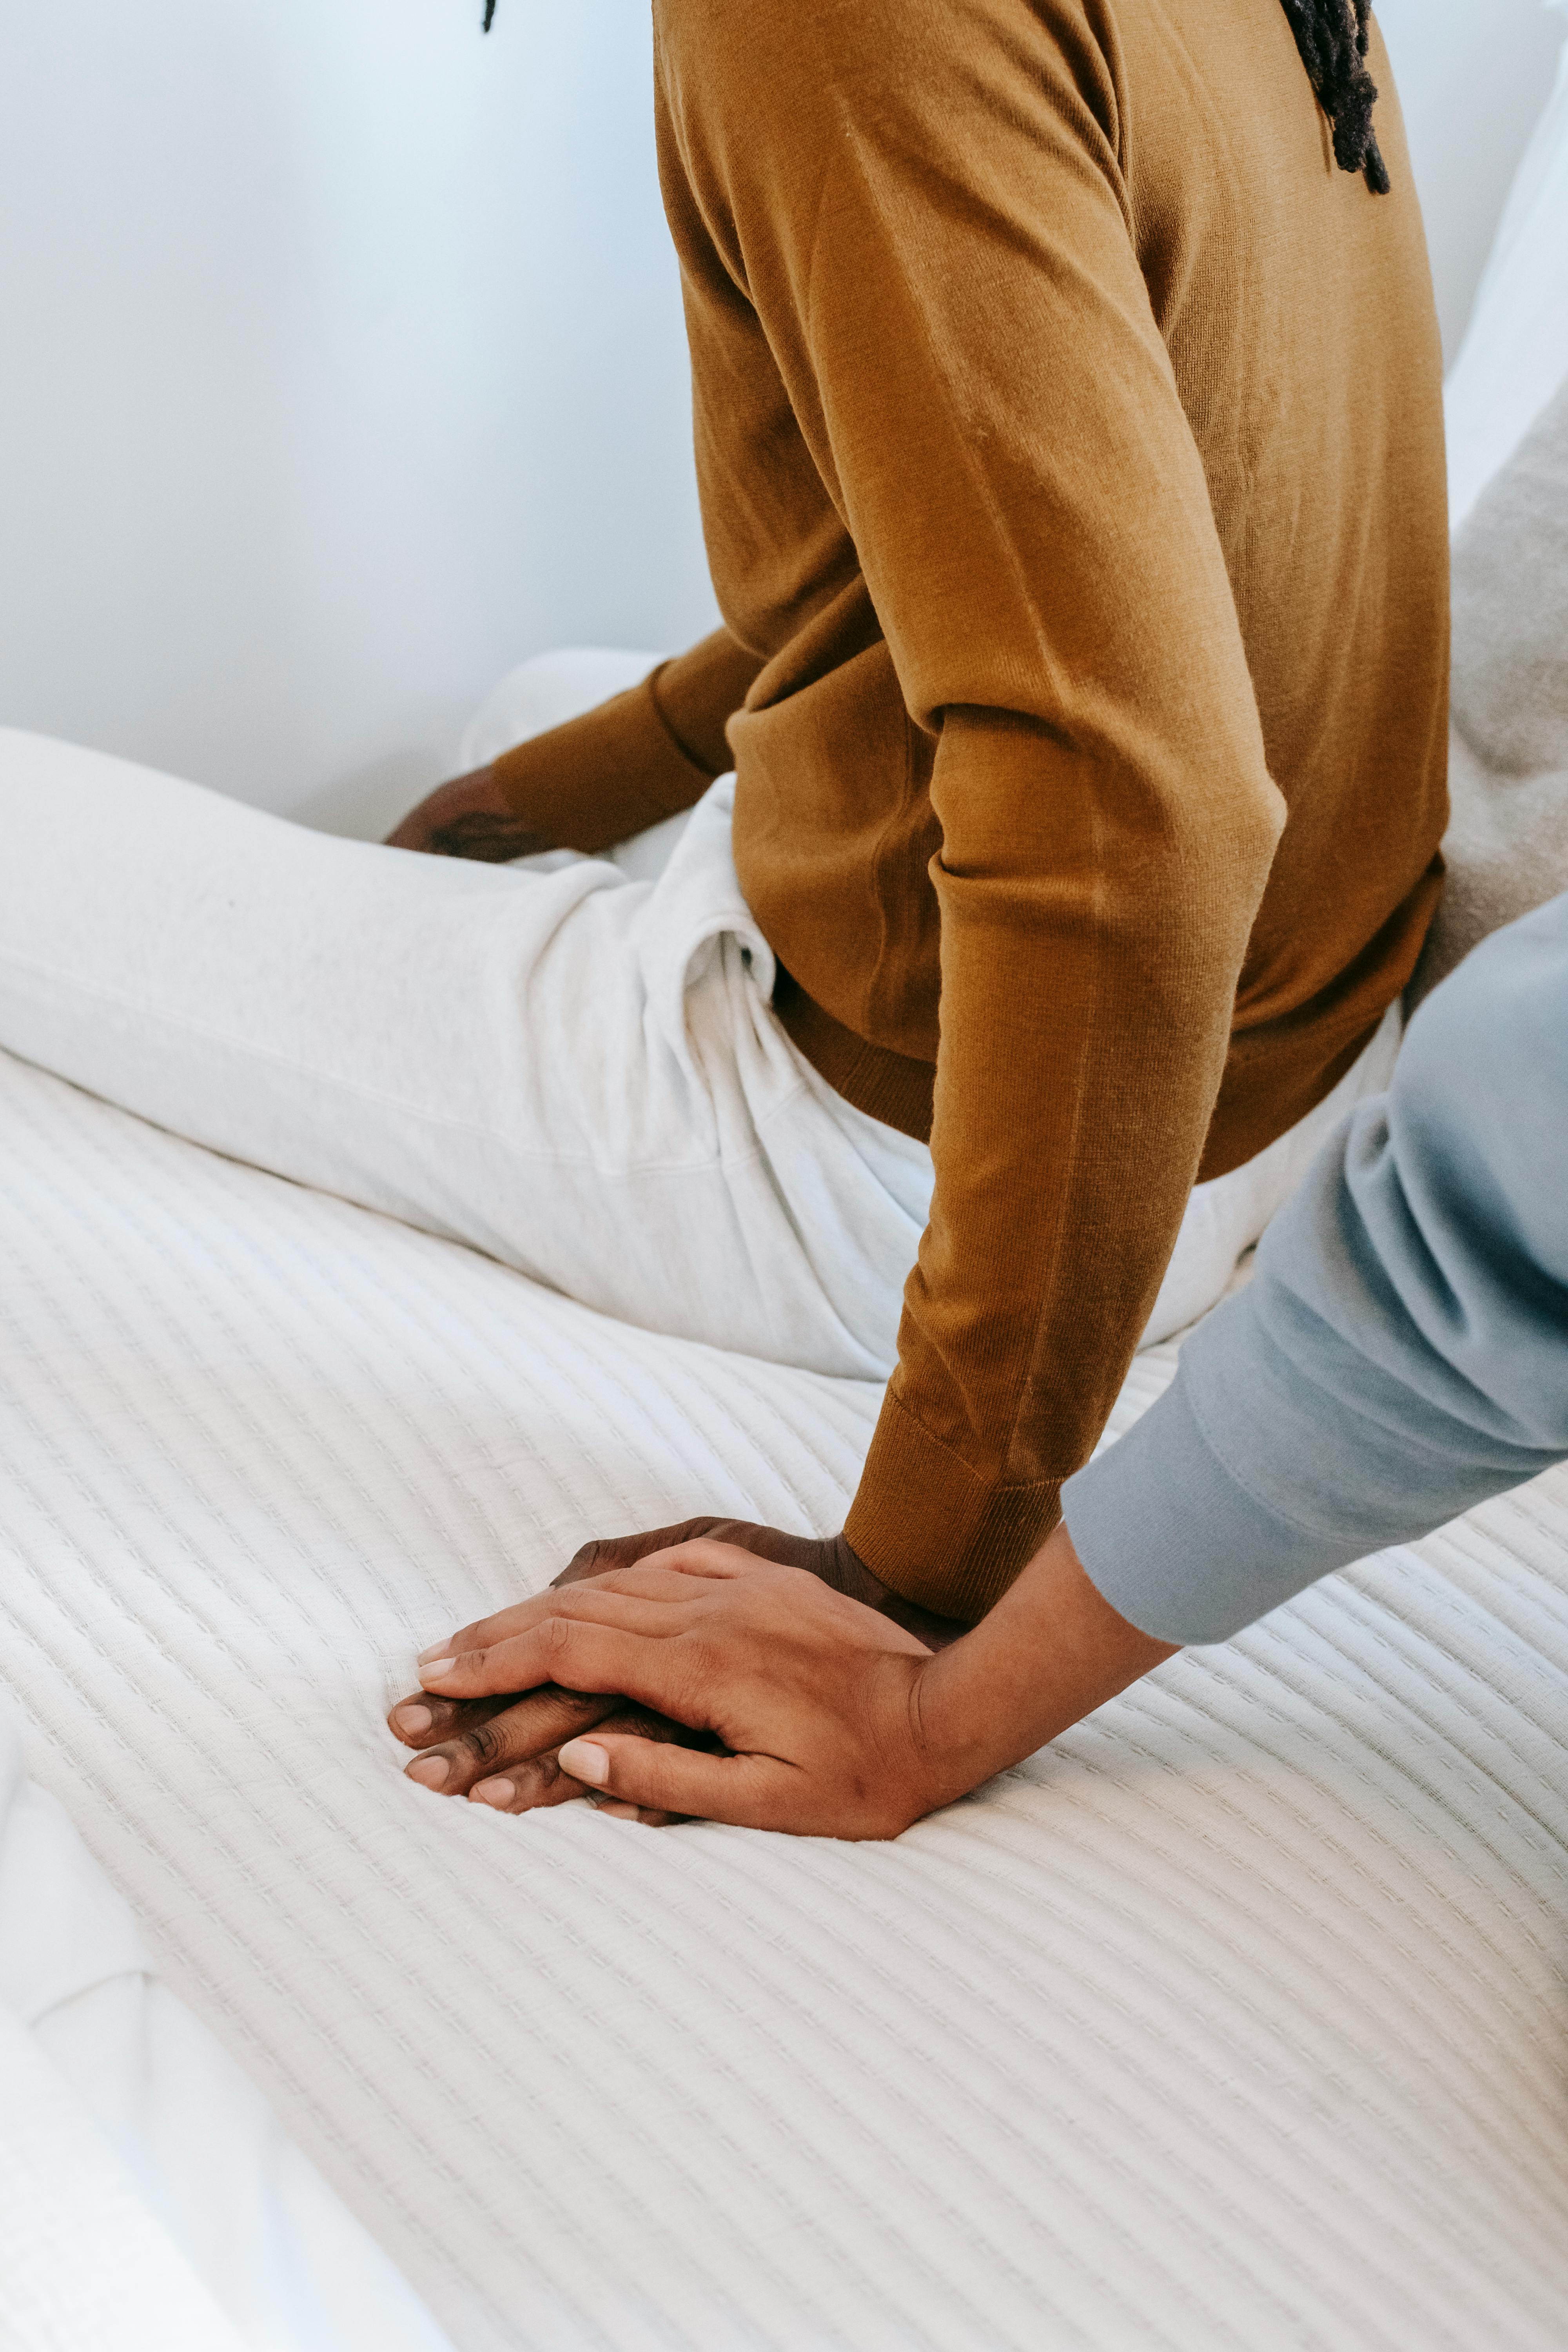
659;0;1285;1617
1062;894;1568;1645
490;627;763;855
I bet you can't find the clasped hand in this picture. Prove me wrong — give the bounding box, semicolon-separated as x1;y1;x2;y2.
389;1514;964;1830
388;1516;1172;1837
391;1539;951;1840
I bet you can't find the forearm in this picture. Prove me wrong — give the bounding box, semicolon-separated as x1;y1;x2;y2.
911;1521;1177;1801
492;628;762;853
846;717;1278;1623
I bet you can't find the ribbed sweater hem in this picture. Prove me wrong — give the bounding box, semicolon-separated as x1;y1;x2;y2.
772;973;935;1144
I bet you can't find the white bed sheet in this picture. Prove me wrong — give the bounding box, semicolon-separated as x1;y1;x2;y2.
1;1042;1566;2351
0;1994;244;2352
0;1705;454;2352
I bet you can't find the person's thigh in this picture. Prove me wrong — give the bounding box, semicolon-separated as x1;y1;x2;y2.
0;726;625;1260
0;728;911;1374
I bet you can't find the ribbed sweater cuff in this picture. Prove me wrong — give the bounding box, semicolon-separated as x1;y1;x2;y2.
844;1388;1061;1622
491;666;717;855
1061;1374;1348;1647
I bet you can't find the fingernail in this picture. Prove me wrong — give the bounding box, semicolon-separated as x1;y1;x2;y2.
418;1641;454;1664
470;1778;515;1809
558;1738;609;1787
596;1800;641;1821
405;1755;450;1789
419;1657;458;1681
394;1704;433;1736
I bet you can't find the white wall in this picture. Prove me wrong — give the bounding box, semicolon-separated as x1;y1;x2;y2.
1379;0;1566;362
0;0;715;821
0;1;1561;826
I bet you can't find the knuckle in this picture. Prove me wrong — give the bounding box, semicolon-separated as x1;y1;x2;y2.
510;1756;564;1804
557;1688;618;1732
623;1708;684;1748
460;1723;502;1767
553;1544;599;1588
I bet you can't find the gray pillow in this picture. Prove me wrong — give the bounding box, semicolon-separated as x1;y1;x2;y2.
1410;376;1568;1003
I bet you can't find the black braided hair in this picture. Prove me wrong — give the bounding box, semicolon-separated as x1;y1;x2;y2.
475;0;1388;195
1278;0;1391;192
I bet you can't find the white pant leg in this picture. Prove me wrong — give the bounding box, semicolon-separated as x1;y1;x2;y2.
0;717;921;1379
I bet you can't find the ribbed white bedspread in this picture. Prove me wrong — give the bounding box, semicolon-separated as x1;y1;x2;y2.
2;1044;1565;2351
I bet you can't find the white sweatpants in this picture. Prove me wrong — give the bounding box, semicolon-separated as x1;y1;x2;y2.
0;651;1398;1378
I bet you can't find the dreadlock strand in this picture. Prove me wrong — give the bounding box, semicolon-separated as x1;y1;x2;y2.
1348;0;1392;188
1279;0;1391;194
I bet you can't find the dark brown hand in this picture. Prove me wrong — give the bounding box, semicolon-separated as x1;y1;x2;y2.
551;1517;967;1650
388;1679;717;1824
384;765;553;862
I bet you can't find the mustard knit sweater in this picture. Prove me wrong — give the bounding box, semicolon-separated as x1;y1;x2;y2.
495;0;1449;1619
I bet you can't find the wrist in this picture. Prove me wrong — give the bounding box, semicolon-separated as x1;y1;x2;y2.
906;1522;1179;1802
828;1531;968;1651
905;1633;1022;1807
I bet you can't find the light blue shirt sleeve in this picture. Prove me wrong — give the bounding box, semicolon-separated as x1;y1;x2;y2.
1062;891;1568;1646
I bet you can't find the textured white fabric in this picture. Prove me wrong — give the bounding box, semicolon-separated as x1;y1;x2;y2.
0;1707;453;2352
2;1041;1566;2350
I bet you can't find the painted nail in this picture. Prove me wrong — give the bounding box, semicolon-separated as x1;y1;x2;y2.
558;1738;609;1787
405;1754;450;1789
418;1640;456;1664
470;1778;515;1809
419;1657;458;1681
394;1704;433;1736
